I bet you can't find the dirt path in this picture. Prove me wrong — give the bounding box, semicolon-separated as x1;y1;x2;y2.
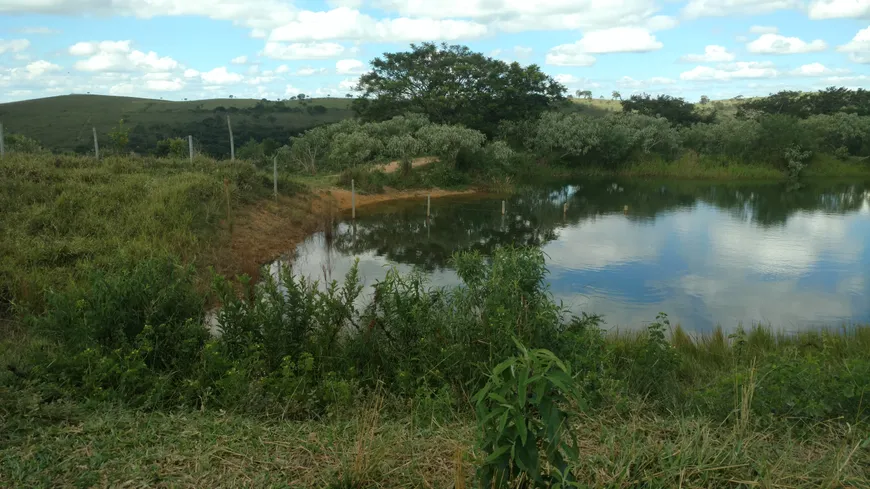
379;156;438;174
216;186;475;282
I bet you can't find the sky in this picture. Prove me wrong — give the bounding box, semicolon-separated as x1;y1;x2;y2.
0;0;869;103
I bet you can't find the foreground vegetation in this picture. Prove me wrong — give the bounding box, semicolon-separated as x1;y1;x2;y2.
2;246;869;487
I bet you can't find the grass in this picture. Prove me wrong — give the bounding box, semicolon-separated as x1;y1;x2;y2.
1;394;866;488
0;153;308;309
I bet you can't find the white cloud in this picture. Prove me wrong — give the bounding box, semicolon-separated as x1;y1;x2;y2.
145;78;184;91
0;0;299;32
69;40;179;73
837;26;870;63
513;46;533;58
109;83;135;95
16;27;60;35
681;61;779;81
339;77;359;91
791;62;849;76
574;27;663;54
231;55;248;64
680;45;735;62
749;25;779;34
372;0;665;35
25;60;61;76
284;84;301;97
747;33;827;54
546;45;596;66
262;42;346;60
683;0;800;18
275;65;290;74
546;27;661;66
646;15;679;31
554;74;600;88
617;76;676;88
69;40;129;56
808;0;870;19
336;59;366;75
269;7;488;43
822;74;870;87
183;68;200;78
296;66;327;76
0;39;31;54
199;67;243;84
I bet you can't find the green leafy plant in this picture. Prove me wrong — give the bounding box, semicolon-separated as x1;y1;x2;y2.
108;119;130;154
473;341;583;488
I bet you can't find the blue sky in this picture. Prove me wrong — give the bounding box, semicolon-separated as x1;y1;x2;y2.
1;0;869;103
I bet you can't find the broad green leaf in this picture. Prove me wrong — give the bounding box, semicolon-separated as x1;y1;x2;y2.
517;365;529;406
514;411;528;446
483;444;511;464
488;392;510;406
516;436;542;482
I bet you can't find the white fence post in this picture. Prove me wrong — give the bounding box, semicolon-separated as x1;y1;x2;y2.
273;155;278;199
0;122;5;159
188;135;193;162
351;179;356;220
93;127;99;160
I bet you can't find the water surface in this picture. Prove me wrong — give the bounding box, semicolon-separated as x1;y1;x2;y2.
284;179;870;332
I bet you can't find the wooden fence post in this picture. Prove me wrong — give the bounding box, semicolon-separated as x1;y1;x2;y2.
188;135;193;162
427;194;431;219
0;122;4;159
93;127;99;160
351;179;356;220
227;116;235;161
273;155;278;199
502;200;506;215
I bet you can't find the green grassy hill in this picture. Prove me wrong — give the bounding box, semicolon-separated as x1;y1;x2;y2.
0;94;354;157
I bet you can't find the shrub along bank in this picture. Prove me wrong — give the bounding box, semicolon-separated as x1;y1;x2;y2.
278;108;870;194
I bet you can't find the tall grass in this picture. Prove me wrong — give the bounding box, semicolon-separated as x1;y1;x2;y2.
0;153;302;310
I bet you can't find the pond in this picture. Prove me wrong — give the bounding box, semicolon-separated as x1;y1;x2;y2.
282;179;870;332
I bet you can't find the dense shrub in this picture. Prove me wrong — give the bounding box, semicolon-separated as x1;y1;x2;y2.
799;113;870;157
3;134;49;154
33;257;205;353
738;86;870;118
154;137;188;158
328;131;385;168
621;93;707;126
415;124;486;166
681;118;762;162
530;112;681;166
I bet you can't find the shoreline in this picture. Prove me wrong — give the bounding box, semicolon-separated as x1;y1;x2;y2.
218;186;478;282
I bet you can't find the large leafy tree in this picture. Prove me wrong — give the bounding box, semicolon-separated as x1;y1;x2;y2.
352;43;566;136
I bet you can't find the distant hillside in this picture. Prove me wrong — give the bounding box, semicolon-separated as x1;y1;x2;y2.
0;94;354;157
